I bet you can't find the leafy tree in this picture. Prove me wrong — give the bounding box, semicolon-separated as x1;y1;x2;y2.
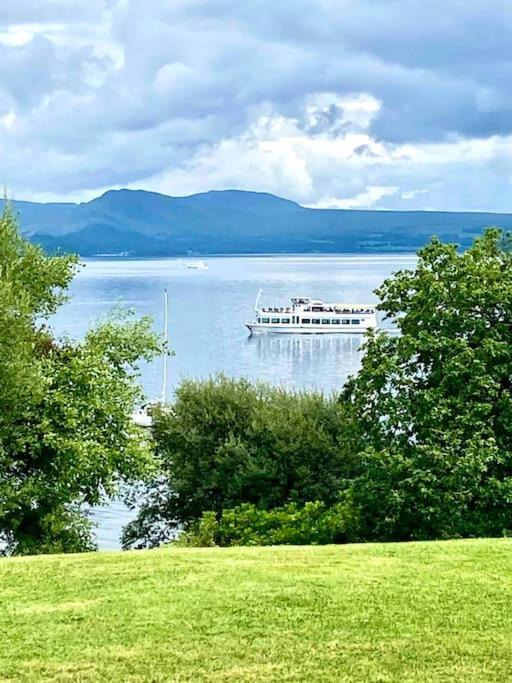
122;375;356;549
0;205;161;554
345;228;512;540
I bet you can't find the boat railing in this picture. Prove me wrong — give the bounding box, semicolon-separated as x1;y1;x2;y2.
260;304;375;314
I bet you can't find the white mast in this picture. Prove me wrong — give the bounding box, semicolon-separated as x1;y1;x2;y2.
254;288;263;314
131;288;169;428
161;288;169;404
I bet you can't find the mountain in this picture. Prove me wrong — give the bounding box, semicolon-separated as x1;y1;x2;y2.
5;188;512;255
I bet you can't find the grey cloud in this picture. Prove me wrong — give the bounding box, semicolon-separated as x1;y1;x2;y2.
163;0;512;142
0;36;58;109
0;35;97;111
351;145;378;158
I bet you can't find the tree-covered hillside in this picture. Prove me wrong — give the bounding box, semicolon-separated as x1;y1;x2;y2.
6;188;512;255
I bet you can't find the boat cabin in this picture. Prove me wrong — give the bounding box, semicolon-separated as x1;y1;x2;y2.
248;296;377;334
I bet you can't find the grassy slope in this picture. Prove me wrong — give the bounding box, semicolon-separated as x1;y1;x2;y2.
1;540;512;682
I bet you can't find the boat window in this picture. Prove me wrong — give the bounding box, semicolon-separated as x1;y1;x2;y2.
312;306;323;312
302;318;311;324
257;317;261;323
331;319;341;325
262;317;270;323
312;318;321;325
271;318;280;324
322;319;330;325
351;319;360;325
281;318;290;324
342;319;350;325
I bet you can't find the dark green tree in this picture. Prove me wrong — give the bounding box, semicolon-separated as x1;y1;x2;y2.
122;375;356;549
0;205;161;554
345;228;512;540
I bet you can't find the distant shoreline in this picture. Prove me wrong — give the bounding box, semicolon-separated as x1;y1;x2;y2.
82;251;419;261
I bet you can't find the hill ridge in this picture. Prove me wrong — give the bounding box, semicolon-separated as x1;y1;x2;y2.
3;188;512;255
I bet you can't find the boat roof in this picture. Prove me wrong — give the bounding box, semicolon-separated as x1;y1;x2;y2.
324;302;376;308
290;297;375;308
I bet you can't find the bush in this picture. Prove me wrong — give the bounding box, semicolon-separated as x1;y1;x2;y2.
176;502;351;547
122;376;357;549
348;443;512;541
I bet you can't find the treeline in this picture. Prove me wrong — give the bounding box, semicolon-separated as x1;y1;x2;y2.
2;199;512;554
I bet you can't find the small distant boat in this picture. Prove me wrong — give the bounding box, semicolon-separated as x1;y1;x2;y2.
184;260;208;270
246;293;378;335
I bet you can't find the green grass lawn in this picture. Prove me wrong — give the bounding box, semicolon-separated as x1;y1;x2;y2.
1;539;512;682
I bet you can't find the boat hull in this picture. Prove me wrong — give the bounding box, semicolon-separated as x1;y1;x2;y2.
246;323;376;335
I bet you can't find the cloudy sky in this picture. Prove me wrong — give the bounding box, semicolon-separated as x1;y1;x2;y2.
1;1;512;210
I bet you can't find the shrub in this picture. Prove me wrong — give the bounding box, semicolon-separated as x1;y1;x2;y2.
176;502;351;547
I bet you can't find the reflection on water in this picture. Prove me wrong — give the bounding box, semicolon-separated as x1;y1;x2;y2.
50;253;415;548
245;333;363;393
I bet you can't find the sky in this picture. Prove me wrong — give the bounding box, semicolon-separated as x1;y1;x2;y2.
1;0;512;211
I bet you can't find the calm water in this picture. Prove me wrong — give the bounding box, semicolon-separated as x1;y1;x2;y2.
52;254;416;548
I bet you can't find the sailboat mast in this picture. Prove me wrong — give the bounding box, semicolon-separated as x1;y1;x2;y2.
161;289;169;404
254;288;263;314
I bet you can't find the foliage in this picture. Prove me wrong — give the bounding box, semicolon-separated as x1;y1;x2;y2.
122;375;356;548
0;205;161;554
344;228;512;540
176;501;350;547
176;511;219;547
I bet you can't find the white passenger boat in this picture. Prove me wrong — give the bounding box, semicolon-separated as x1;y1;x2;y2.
246;294;377;334
184;260;208;270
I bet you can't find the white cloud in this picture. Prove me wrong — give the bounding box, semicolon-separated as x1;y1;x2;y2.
0;25;42;46
1;111;16;129
308;187;399;210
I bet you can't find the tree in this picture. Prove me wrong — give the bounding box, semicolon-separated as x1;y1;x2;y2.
344;228;512;540
0;205;161;554
122;375;356;549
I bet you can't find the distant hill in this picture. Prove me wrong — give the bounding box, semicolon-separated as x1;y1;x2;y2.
5;188;512;256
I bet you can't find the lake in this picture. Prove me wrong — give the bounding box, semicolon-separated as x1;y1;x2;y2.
52;254;416;548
